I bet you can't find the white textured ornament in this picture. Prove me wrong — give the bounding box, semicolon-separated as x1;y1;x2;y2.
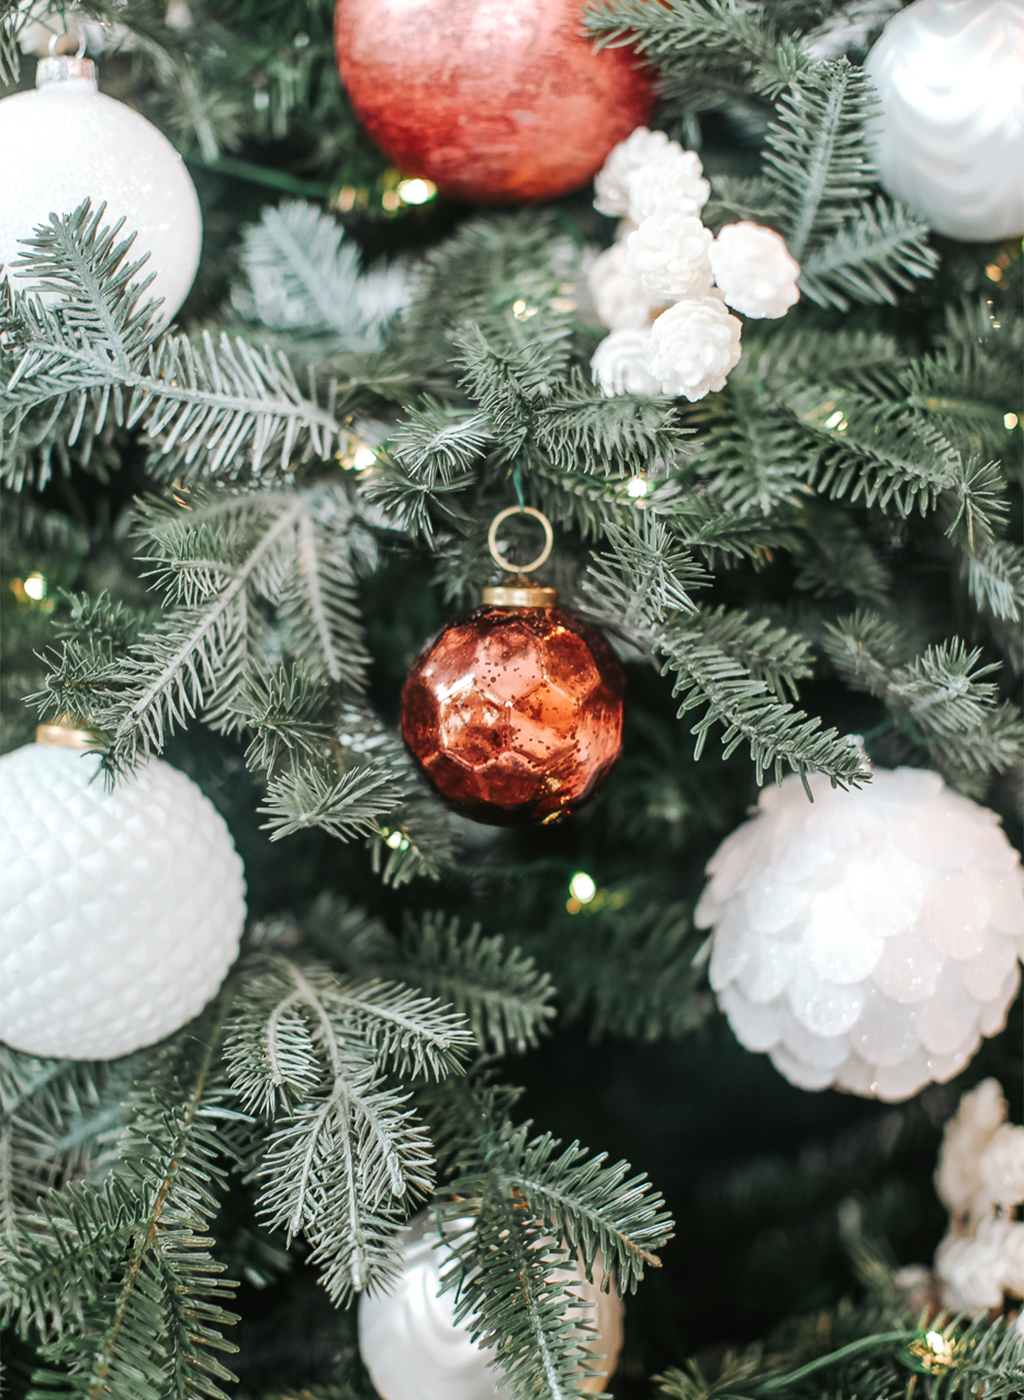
625;214;714;300
0;52;202;320
646;291;742;401
696;768;1024;1102
591;328;661;397
0;740;245;1060
358;1213;623;1400
708;222;801;319
864;0;1024;241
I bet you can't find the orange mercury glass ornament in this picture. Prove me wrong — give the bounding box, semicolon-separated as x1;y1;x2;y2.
401;508;625;824
334;0;654;204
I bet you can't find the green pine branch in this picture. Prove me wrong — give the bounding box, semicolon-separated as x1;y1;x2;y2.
224;954;472;1302
1;202;340;485
1;1007;241;1400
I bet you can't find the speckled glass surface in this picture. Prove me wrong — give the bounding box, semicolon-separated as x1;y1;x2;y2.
334;0;653;203
402;605;625;825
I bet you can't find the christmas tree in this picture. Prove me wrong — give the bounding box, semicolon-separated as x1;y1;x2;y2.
1;2;1022;1399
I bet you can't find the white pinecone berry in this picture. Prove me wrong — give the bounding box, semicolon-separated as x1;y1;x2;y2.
586;240;667;329
0;741;246;1060
695;768;1024;1102
625;214;714;300
646;292;742;400
626;149;711;223
591;328;661;397
935;1078;1009;1218
708;221;801;319
593;126;679;217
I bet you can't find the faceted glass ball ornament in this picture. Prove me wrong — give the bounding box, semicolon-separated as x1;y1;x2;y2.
334;0;654;203
696;768;1024;1102
402;593;624;825
0;740;246;1061
0;53;202;320
864;0;1024;241
358;1211;624;1400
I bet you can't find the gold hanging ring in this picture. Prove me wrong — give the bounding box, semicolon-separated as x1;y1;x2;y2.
486;506;553;575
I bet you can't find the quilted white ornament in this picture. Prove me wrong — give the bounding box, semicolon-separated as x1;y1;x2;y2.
625;214;714;300
593;126;679;217
0;738;246;1060
708;222;801;319
695;768;1024;1102
864;0;1024;241
646;291;742;401
358;1212;623;1400
591;328;661;398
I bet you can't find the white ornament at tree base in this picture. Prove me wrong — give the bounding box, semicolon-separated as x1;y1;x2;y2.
358;1212;623;1400
0;732;246;1060
0;47;202;320
696;767;1024;1102
864;0;1024;241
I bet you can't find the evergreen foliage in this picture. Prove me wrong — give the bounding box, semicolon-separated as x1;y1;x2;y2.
1;1;1022;1398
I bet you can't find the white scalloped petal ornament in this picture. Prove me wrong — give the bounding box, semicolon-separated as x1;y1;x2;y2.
696;768;1024;1101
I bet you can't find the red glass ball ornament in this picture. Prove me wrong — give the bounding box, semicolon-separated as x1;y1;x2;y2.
334;0;654;204
402;596;625;825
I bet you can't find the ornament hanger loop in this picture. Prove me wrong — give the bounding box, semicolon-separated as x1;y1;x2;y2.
487;505;553;575
48;32;87;58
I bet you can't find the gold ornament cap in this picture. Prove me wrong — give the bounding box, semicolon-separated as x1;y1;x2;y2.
35;717;103;749
482;583;558;608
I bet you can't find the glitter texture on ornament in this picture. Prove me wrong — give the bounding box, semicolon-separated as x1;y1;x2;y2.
0;49;202;321
0;742;245;1060
695;768;1024;1101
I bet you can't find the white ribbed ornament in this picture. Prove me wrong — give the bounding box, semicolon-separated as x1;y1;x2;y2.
0;739;245;1060
0;50;202;320
358;1213;623;1400
864;0;1024;241
695;768;1024;1102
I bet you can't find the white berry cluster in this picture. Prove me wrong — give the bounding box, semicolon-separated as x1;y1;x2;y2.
694;767;1024;1102
587;126;801;401
932;1079;1024;1316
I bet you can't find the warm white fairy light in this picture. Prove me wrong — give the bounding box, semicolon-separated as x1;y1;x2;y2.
22;573;46;601
569;871;597;904
396;177;436;205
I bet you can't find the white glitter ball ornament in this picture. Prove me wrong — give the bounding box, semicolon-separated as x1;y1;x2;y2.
864;0;1024;241
358;1213;623;1400
0;49;202;320
0;737;245;1061
695;768;1024;1102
